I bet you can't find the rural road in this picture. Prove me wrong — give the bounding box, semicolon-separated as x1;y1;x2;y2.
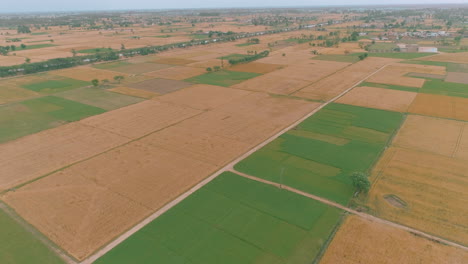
81;63;393;264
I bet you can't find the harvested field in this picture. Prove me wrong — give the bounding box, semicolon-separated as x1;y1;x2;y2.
3;141;217;260
445;72;468;84
367;147;468;246
293;57;397;101
151;57;197;65
0;209;65;264
185;59;222;68
143;66;206;80
235;103;404;205
366;63;446;88
0;122;129;192
0;85;38;105
55;87;144;110
320;215;468;264
81;100;201;138
108;86;159;99
102;63;173;74
421;52;468;63
393;115;463;157
407;72;445;79
408;93;468;121
231;62;348;95
54;67;129;82
257;51;316;65
231;74;311;95
94;172;343;264
336;86;417;112
228;62;284;74
128;78;192;94
156;84;250;110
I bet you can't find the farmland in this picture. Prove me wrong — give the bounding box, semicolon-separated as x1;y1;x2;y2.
0;5;467;264
94;172;343;264
235;103;404;205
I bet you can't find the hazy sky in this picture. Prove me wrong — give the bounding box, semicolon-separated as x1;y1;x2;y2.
5;0;468;13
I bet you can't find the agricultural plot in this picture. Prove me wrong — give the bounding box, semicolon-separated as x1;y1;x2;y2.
108;86;159;99
144;66;206;80
445;72;468;84
54;67;129;82
408;93;468;121
156;84;250;111
21;77;89;94
95;62;172;74
185;70;260;87
94;172;343;264
235;103;404;205
420;52;468;64
0;209;65;264
0;122;129;192
369;52;434;59
0;96;105;143
228;62;283;74
311;54;362;63
54;87;144;110
151;57;197;65
336;86;417;112
128;78;192;94
78;48;117;54
366;63;446;88
231;62;348;95
0;85;38;105
320;215;468;264
402;60;468;73
293;57;396;101
366;147;468;246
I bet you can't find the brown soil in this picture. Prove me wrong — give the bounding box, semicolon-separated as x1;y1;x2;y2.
408;93;468;121
128;78;192;94
144;66;206;80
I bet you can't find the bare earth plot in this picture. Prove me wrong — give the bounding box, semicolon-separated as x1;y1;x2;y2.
105;63;173;74
54;67;129;82
151;57;197;65
227;62;284;74
366;146;468;246
0;122;129;192
108;86;159;99
3;93;319;261
336;86;417;112
293;57;398;101
128;78;192;94
320;215;468;264
445;72;468;84
408;93;468;121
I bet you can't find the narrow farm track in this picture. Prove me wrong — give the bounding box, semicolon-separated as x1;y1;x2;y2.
230;169;468;252
80;62;392;264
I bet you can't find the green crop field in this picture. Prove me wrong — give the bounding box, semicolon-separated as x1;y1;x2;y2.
0;209;64;264
235;103;404;205
17;44;56;50
312;54;361;63
0;96;105;143
362;79;468;98
185;70;260;87
218;53;251;60
22;77;89;94
368;52;434;59
78;48;116;54
235;42;259;47
95;172;343;264
55;87;144;110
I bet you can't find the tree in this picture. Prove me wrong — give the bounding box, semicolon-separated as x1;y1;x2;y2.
113;75;125;83
17;25;31;34
358;53;368;60
20;44;27;49
350;172;370;194
206;67;212;72
101;79;110;86
71;49;77;57
91;79;99;87
25;58;31;63
121;43;126;50
213;66;221;72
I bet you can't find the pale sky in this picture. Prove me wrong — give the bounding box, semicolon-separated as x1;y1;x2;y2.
5;0;468;13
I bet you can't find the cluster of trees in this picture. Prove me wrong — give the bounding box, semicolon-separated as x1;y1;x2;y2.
0;44;27;55
358;53;369;61
205;66;221;72
91;75;124;87
228;50;269;65
247;38;260;44
17;25;31;34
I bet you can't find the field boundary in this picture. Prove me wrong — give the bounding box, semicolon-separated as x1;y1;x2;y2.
231;169;468;252
80;62;392;263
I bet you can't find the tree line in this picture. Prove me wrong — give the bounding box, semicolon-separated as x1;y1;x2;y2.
227;50;269;65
